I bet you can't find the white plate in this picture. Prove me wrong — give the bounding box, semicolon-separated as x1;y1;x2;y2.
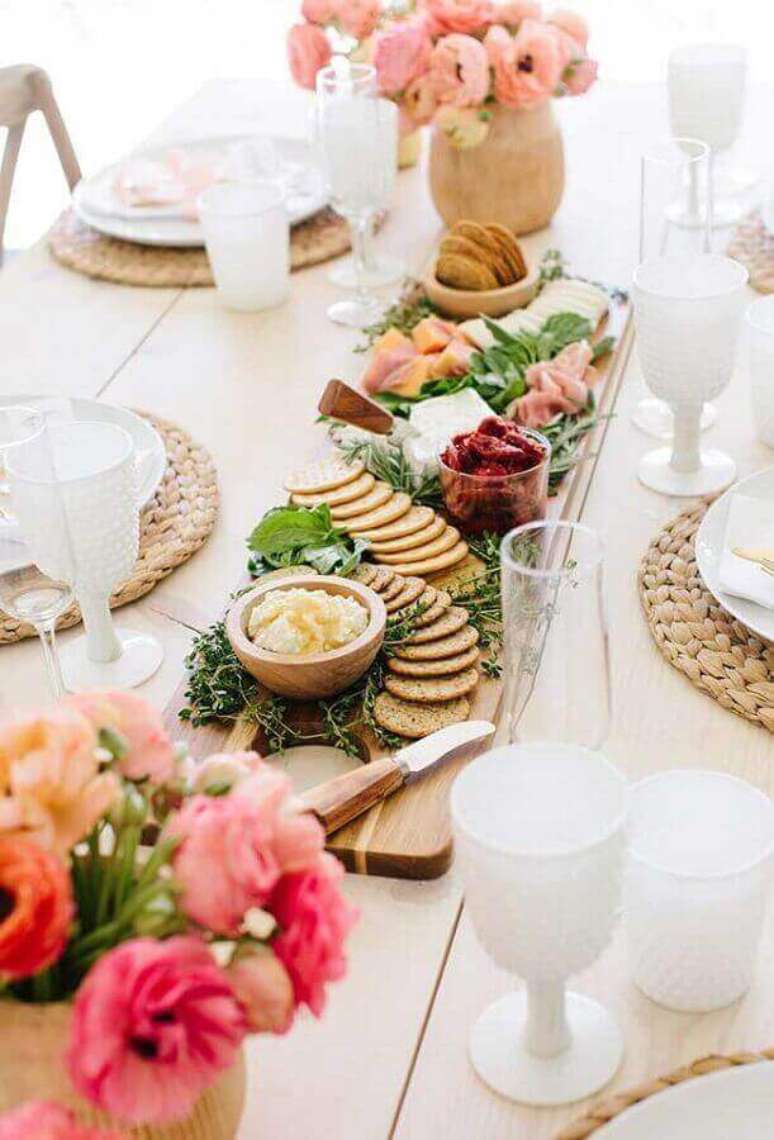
695;465;774;642
73;136;326;248
0;396;166;507
594;1061;774;1138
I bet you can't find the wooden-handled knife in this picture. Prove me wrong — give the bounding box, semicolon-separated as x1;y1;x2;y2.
318;379;395;435
297;721;496;836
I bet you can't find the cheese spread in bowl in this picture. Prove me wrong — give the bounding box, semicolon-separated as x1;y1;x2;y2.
247;587;369;656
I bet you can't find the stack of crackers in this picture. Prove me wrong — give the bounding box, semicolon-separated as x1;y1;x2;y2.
286;457;469;578
435;221;527;292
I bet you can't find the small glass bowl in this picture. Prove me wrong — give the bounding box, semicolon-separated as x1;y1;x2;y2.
438;428;551;536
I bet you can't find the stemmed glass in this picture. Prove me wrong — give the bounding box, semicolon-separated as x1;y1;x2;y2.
0;406;72;697
315;63;398;327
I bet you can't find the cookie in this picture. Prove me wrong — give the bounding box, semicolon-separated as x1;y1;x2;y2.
373;692;471;740
369;566;397;593
385;668;480;703
439;234;495;265
388;645;480;677
436;252;499;292
375;526;460;566
291;470;374;508
352;505;435;543
387;541;469;578
352;563;377;587
394;624;479;661
452;220;501;259
368;515;446;554
285;457;364;495
380;574;408;604
486;223;527;280
393;585;437;620
405;605;469;644
345;492;412;534
384;576;426;614
415;590;453;627
330;481;392;520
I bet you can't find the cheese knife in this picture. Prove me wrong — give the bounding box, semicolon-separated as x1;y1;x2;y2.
298;720;495;836
318;378;395;436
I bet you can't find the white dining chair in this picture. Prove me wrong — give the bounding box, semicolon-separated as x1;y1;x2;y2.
0;64;81;260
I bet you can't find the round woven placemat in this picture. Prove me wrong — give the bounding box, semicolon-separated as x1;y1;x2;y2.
639;499;774;732
556;1049;774;1138
0;410;218;644
49;205;355;287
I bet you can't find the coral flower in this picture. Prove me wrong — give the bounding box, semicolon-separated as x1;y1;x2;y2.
422;0;494;36
0;837;72;980
0;1100;126;1139
430;34;491;108
496;0;542;23
287;22;333;90
67;938;246;1125
564;56;598;94
228;947;295;1034
66;691;176;786
485;19;563;109
338;0;381;39
373;17;433;96
301;0;338;23
548;7;588;49
403;74;439;126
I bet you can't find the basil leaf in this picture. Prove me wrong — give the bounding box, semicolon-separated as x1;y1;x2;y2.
247;504;337;557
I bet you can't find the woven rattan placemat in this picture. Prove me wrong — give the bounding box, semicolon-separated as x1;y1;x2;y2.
639;499;774;732
0;410;218;644
49;205;356;287
727;208;774;293
557;1050;774;1138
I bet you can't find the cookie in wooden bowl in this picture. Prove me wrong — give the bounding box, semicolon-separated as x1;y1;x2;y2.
424;220;539;319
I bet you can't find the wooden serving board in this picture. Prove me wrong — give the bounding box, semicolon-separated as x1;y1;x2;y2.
164;297;634;879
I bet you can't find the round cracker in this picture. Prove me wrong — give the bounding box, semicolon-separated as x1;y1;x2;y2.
373;692;471;740
415;590;453;627
385;667;480;703
436;252;498;292
345;492;412;534
285;457;364;495
380;574;407;604
395;624;479;661
384;576;426;614
291;470;374;508
406;605;469;644
352;505;435;543
352;563;377;587
388;645;480;677
393;585;437;620
387;541;469;578
330;480;392;520
368;515;446;554
369;566;397;593
376;526;460;566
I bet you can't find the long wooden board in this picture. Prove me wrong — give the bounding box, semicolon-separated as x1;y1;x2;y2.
164;298;634;879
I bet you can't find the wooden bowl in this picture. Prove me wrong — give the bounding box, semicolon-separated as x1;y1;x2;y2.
226;573;386;701
422;259;539;319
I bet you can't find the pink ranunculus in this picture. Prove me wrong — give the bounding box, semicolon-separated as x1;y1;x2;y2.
338;0;381;39
67;691;176;785
301;0;338;24
403;74;438;126
495;0;542;24
270;852;359;1018
0;703;97;790
168;768;324;936
486;18;563;109
287;22;333;90
373;17;433;96
430;34;491;108
548;7;588;49
191;751;262;795
0;1100;126;1139
66;937;246;1125
564;55;598;94
422;0;494;35
228;948;295;1034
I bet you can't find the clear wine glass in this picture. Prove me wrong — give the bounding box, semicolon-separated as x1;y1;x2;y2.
0;406;73;697
315;64;398;327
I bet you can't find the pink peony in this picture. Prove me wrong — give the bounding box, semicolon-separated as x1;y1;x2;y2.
496;0;542;23
403;74;438;126
168;768;324;936
564;55;597;94
422;0;494;35
66;937;246;1125
270;852;359;1018
548;7;588;49
373;18;433;96
0;1101;126;1139
301;0;338;24
67;691;176;785
287;22;333;90
430;34;490;107
338;0;381;39
485;19;563;109
228;948;295;1034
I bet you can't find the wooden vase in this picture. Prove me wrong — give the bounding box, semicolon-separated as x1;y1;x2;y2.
0;1000;247;1139
428;103;565;235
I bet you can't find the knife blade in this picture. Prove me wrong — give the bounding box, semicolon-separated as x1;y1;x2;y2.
297;720;495;836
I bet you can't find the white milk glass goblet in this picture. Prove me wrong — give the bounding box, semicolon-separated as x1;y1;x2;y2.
452;743;628;1105
8;420;163;691
625;770;774;1013
500;521;610;750
633;253;748;496
745;295;774;448
199;180;289;312
634;138;715;440
0;406;72;697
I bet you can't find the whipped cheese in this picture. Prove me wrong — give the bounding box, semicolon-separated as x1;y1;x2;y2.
248;588;368;655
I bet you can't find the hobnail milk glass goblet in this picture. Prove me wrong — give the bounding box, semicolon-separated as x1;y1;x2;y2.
451;743;627;1106
633;253;748;496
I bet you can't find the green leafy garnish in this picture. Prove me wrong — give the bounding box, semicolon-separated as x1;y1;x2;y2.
330;431;444;510
246;503;368;578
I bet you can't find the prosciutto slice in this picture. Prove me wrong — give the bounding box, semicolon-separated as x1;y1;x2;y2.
511;339;598;428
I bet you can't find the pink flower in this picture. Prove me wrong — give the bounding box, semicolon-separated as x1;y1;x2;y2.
548;7;588;49
495;0;542;24
270;852;358;1018
403;74;438;126
373;18;433;96
66;691;176;785
228;948;295;1034
0;837;73;980
301;0;338;24
168;768;324;936
287;22;333;90
0;1101;126;1139
338;0;381;39
564;55;597;94
191;751;262;795
430;34;490;108
0;704;97;789
485;19;563;109
66;937;246;1125
422;0;494;36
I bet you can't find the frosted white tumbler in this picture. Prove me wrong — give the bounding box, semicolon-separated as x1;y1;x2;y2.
745;295;774;447
199;181;289;312
625;770;774;1013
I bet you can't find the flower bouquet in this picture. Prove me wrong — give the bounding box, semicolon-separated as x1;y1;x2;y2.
0;692;357;1137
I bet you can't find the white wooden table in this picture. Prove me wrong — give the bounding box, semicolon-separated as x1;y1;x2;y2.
2;79;774;1140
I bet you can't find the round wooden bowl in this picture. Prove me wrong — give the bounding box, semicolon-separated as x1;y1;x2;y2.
226;573;386;701
421;259;539;319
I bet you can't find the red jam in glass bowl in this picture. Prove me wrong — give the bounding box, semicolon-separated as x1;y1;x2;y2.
439;416;551;536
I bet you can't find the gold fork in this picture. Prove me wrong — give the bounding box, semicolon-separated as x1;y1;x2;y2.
733;547;774;576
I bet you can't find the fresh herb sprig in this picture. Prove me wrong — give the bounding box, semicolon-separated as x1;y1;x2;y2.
331;430;444;510
247;503;368;578
180;621;258;727
453;532;504;679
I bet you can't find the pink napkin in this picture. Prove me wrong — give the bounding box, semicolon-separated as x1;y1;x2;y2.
113;149;226;220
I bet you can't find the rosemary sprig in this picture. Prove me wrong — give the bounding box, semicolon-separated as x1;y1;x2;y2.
331;429;444;510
